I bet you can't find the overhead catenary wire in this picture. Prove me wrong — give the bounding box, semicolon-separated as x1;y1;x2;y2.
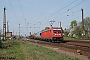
4;0;89;35
17;0;27;24
73;12;90;20
7;0;22;36
40;0;62;16
53;0;86;21
35;0;63;22
42;0;86;29
62;12;90;24
7;0;19;24
44;0;78;20
42;0;78;25
53;0;78;14
58;10;81;21
60;5;90;20
68;0;85;10
59;4;90;21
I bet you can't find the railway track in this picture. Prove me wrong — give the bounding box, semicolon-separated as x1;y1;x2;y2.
21;38;90;57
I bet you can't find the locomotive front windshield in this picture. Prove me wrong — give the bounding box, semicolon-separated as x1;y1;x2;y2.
53;30;61;33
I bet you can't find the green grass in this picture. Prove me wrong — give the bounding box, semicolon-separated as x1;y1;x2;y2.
63;36;85;40
64;36;90;40
0;40;80;60
64;37;78;40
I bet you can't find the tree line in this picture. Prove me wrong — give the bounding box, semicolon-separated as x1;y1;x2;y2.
64;17;90;39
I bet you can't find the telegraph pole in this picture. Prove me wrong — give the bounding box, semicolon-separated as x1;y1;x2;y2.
19;24;20;38
81;8;84;39
3;7;6;40
27;23;29;36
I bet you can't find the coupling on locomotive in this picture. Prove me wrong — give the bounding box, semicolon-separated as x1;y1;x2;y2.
31;27;64;42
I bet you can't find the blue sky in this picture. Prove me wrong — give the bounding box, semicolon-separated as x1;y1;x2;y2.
0;0;90;36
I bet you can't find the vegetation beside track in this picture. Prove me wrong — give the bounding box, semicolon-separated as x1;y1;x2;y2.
64;36;90;40
64;37;78;40
0;40;80;60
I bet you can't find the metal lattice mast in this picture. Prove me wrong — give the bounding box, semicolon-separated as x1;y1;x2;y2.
3;7;6;40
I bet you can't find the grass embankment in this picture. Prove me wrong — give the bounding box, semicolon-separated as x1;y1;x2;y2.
64;36;85;40
64;36;90;40
0;40;80;60
64;37;78;40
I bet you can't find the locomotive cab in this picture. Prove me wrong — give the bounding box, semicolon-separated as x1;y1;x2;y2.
41;27;63;42
52;28;63;40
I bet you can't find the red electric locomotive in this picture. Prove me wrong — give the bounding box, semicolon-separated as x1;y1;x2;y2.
41;27;63;42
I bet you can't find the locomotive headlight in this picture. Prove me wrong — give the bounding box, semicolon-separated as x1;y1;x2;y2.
61;34;63;36
54;34;56;36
